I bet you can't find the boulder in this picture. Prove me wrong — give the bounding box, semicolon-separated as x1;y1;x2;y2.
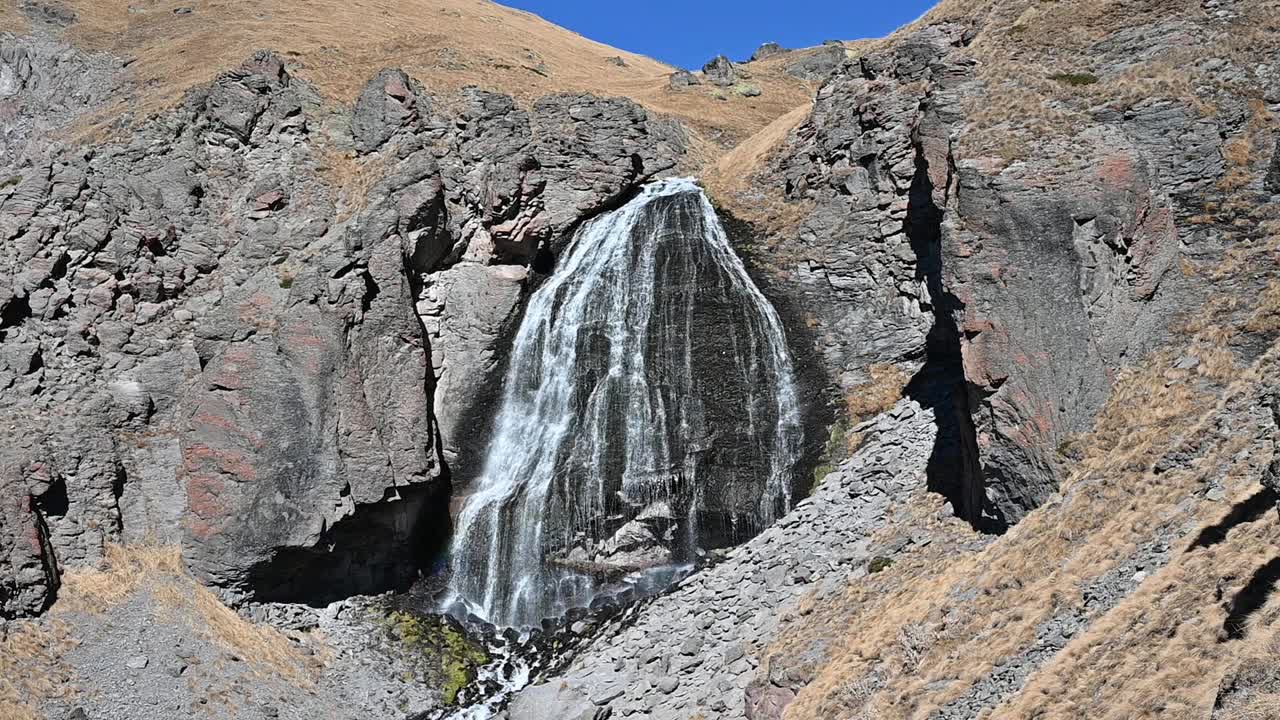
702;54;737;86
750;42;788;61
508;682;606;720
352;68;425;154
668;69;700;89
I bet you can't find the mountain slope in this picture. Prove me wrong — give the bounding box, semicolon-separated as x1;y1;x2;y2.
4;0;820;149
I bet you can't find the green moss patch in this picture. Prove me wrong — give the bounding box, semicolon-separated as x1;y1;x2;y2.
812;419;850;485
380;610;489;706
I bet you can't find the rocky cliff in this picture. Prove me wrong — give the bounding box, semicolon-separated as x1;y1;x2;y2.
4;0;1280;718
0;19;684;619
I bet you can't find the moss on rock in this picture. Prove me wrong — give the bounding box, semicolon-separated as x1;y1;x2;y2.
380;609;489;705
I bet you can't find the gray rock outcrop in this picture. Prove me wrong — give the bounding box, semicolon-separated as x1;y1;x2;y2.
0;30;683;615
668;69;700;89
750;42;787;62
702;55;738;87
761;20;1210;527
782;42;846;81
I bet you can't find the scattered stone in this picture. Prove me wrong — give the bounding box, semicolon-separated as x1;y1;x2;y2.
668;69;700;88
125;655;149;670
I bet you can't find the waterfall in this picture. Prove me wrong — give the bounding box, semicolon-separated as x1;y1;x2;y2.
444;178;802;628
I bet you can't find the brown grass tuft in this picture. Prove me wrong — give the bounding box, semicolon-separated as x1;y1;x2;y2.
0;619;77;720
58;543;185;613
1;0;29;35
846;364;912;425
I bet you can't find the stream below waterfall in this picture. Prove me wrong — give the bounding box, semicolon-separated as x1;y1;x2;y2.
439;178;802;689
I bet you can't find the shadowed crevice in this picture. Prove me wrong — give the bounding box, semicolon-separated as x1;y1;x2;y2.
900;130;1002;534
1189;487;1278;551
1222;556;1280;641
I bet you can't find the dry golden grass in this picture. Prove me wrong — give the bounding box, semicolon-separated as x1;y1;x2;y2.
780;347;1277;719
63;0;666;108
314;144;392;220
59;544;317;685
58;542;186;613
1220;101;1278;192
1245;280;1280;334
841;364;912;452
846;364;912;424
996;493;1280;720
18;0;815;156
699;98;819;248
888;0;1280;161
711;99;808;196
0;0;28;34
1214;629;1280;720
0;619;77;720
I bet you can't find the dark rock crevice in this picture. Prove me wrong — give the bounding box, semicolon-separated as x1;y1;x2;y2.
900;125;999;533
247;482;451;605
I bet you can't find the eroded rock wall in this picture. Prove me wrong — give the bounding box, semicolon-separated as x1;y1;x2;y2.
761;20;1213;527
0;29;682;615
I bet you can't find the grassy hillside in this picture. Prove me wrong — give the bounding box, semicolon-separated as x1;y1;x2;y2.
3;0;821;151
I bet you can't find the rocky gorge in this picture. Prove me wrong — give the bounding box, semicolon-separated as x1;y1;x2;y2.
4;0;1280;719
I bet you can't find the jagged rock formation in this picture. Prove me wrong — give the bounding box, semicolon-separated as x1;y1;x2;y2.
781;42;848;81
0;28;683;616
750;42;787;62
762;18;1211;527
703;55;739;87
5;0;1280;718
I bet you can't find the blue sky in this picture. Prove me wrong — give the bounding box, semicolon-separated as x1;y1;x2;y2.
501;1;940;69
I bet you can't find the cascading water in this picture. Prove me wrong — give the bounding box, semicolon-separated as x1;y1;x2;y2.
444;178;802;628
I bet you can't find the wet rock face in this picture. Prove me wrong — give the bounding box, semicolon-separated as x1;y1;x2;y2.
419;85;685;476
446;183;801;628
507;399;942;720
0;34;683;615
